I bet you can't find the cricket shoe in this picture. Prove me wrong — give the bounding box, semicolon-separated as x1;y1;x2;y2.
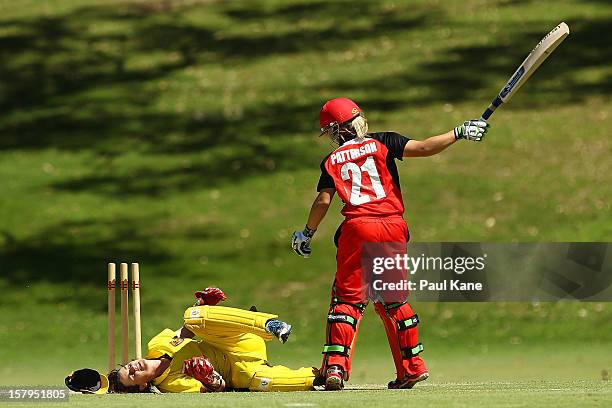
265;319;292;343
388;371;429;389
324;366;344;391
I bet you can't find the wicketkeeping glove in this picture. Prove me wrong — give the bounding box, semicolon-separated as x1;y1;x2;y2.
182;356;225;392
454;119;489;141
183;356;214;381
291;226;316;258
194;287;227;306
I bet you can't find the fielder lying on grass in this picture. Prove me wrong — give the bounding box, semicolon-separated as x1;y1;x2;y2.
107;288;316;393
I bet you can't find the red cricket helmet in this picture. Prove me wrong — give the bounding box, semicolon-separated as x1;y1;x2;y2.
319;98;363;135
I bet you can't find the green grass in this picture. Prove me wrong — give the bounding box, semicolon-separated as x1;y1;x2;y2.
0;0;611;401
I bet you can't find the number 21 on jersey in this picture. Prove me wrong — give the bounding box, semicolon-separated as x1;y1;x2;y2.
340;156;387;205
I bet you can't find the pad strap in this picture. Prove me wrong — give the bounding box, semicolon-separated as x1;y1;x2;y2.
397;314;419;331
382;301;407;312
401;343;424;358
322;344;351;357
332;297;367;313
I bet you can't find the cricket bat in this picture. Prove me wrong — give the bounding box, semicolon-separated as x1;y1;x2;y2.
480;22;570;121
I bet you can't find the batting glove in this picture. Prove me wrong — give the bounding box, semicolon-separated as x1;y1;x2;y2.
291;226;316;258
454;119;489;141
194;287;227;306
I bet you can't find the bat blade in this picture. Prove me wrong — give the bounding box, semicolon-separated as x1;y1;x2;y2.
480;22;570;121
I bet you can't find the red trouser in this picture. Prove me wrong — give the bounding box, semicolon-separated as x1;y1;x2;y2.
321;216;427;380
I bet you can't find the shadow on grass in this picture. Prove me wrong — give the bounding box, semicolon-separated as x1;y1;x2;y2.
419;18;612;106
327;18;611;111
0;0;429;148
0;0;433;195
0;215;227;289
1;2;608;158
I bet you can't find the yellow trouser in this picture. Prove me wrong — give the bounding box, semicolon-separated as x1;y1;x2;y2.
184;306;315;391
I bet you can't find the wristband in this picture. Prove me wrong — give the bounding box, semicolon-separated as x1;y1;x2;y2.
453;126;461;140
303;225;317;238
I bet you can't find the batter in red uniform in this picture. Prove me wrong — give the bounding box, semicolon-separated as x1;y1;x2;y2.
291;98;488;390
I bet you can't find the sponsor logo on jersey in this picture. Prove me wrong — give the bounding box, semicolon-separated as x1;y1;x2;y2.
257;377;272;391
171;337;185;347
189;308;201;318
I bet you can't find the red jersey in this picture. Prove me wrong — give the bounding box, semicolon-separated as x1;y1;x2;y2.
317;132;410;218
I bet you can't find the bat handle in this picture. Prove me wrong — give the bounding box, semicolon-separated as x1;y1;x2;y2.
480;110;492;121
480;96;503;121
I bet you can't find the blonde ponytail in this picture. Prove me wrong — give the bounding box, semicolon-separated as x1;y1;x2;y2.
350;115;369;141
